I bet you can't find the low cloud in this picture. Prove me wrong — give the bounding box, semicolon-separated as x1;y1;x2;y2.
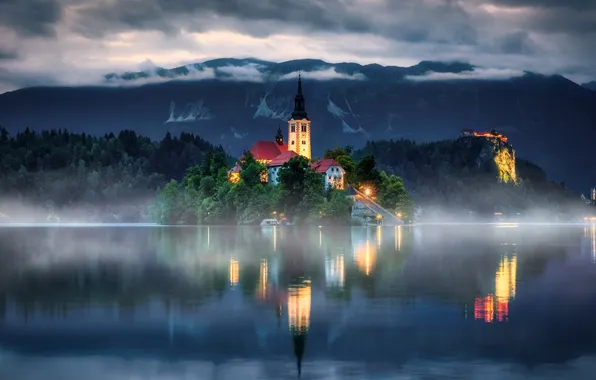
216;63;265;82
280;68;366;81
406;68;526;81
105;65;217;87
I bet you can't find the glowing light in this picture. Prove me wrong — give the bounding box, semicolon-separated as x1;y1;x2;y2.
395;225;402;252
229;258;239;286
325;255;345;289
495;223;519;228
364;188;372;196
590;226;596;263
319;228;322;246
494;147;517;184
257;259;268;300
355;239;377;276
376;226;382;247
288;279;311;334
495;256;517;322
474;255;517;323
228;172;240;184
273;226;277;251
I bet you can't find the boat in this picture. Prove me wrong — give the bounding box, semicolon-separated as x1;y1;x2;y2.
260;218;280;226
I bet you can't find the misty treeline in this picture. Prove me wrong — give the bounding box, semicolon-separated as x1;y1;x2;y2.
355;138;589;219
0;127;230;221
150;147;413;225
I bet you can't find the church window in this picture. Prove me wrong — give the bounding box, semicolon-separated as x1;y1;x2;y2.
291;140;295;145
291;124;296;132
301;125;307;132
302;140;306;145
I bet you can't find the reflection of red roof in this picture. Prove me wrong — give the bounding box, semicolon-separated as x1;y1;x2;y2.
268;151;298;167
311;159;342;173
248;141;288;161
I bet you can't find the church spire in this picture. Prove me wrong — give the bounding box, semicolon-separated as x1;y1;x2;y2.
291;73;308;120
276;125;284;145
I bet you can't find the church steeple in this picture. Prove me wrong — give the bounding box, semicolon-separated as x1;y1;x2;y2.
291;73;308;121
287;74;312;160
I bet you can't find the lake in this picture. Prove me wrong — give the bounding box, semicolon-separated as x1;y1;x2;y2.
1;224;596;379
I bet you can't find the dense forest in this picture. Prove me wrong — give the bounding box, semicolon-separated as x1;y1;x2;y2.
354;138;589;220
0;127;590;223
0;127;231;221
150;147;413;225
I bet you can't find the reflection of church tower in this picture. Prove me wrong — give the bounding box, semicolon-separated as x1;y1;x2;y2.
288;74;311;160
288;278;311;377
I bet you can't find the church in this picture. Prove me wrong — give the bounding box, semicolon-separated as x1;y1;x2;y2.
228;75;345;189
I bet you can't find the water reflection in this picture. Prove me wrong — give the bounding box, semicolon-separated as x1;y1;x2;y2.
1;225;596;379
474;255;517;323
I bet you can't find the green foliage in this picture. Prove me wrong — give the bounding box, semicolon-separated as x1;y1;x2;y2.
353;155;381;189
322;190;353;224
0;128;230;221
378;171;414;221
324;146;356;184
354;138;586;218
153;154;353;225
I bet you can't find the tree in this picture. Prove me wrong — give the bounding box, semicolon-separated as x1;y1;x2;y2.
353;155;380;190
378;171;413;221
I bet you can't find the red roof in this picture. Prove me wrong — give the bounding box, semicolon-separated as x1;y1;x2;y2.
268;150;298;167
311;159;342;173
248;141;288;161
228;162;241;173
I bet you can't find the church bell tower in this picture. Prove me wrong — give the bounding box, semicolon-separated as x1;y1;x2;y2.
288;74;311;160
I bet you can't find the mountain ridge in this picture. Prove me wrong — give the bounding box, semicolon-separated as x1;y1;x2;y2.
1;58;595;192
103;58;480;83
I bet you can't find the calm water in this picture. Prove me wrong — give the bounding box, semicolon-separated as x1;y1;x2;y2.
1;224;596;379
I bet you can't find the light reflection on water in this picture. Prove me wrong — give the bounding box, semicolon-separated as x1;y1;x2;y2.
1;225;596;379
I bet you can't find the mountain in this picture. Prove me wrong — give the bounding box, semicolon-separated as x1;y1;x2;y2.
583;81;596;91
1;58;595;191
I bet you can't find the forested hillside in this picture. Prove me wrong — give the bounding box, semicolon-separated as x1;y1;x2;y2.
354;138;587;219
0;127;230;221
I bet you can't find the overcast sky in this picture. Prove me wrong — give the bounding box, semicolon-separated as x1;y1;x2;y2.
0;0;595;93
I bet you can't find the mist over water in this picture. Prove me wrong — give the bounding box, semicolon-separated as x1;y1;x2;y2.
1;224;596;379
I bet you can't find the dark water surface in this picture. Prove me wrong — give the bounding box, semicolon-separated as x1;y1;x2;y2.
1;224;596;379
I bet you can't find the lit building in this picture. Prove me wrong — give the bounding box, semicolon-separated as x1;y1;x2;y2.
592;188;596;202
267;150;299;186
288;74;311;160
310;159;345;189
462;128;509;144
227;76;346;188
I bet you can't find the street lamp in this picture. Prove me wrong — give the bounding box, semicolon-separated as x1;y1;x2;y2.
364;188;372;196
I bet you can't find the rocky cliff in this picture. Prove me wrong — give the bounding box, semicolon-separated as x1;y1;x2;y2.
469;136;517;185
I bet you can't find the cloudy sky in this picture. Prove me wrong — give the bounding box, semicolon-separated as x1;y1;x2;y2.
0;0;595;93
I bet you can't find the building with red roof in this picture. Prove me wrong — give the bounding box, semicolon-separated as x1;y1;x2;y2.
228;76;334;186
248;140;288;163
267;151;298;185
311;159;345;189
